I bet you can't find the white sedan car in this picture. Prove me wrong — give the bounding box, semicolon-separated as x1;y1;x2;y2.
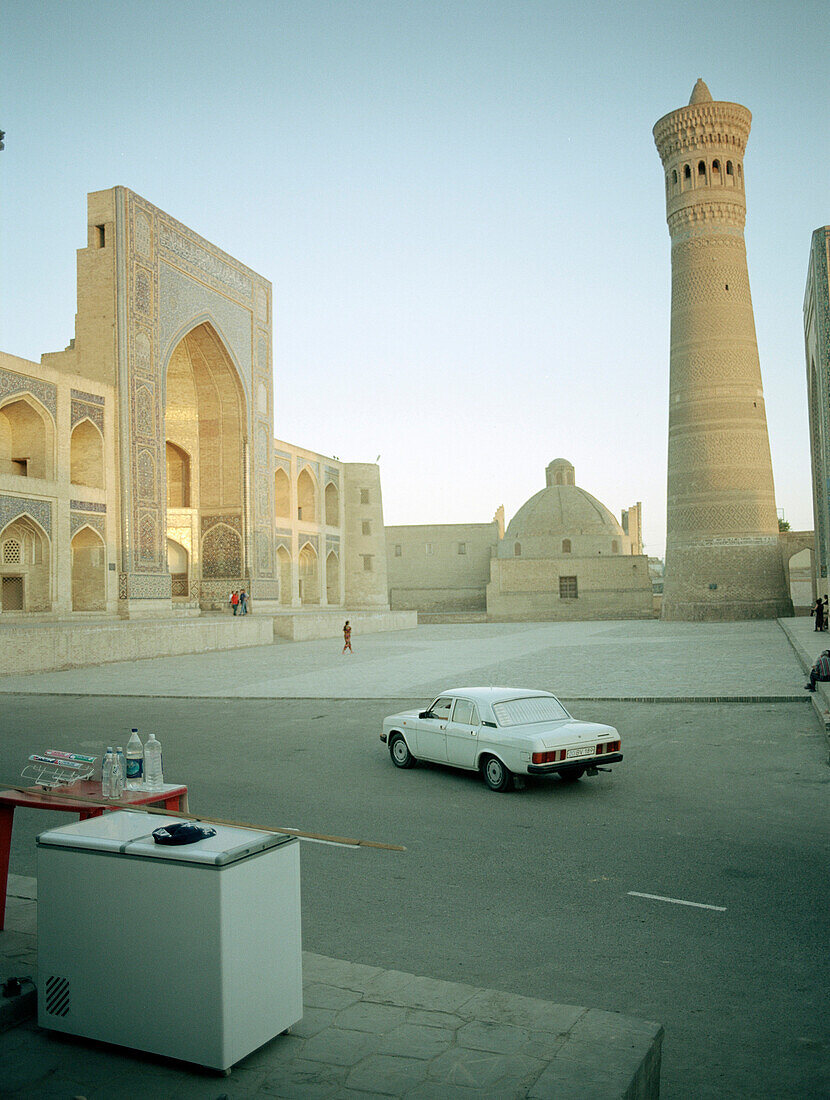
380;686;622;792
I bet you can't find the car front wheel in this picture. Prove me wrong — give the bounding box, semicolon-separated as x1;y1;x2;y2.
389;734;416;769
481;755;513;792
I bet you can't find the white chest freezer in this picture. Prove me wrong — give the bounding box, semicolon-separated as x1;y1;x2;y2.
37;810;302;1071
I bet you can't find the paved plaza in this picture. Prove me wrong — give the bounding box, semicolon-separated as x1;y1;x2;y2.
1;617;828;1097
0;616;812;701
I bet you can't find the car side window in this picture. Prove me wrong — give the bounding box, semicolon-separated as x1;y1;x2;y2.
429;697;453;720
452;699;475;725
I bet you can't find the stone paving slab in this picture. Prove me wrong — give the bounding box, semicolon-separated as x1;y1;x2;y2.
0;617;808;701
0;881;662;1097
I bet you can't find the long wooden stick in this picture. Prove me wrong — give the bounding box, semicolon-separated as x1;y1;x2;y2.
2;785;406;852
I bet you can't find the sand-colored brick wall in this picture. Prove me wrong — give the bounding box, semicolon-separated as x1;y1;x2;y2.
487;555;653;621
386;523;498;612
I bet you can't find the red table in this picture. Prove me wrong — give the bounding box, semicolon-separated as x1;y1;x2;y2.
0;781;189;930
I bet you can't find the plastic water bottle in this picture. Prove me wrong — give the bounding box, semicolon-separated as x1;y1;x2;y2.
125;729;144;790
143;734;164;791
102;748;114;799
114;747;126;799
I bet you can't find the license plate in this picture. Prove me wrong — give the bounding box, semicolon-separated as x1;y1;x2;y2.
566;746;594;759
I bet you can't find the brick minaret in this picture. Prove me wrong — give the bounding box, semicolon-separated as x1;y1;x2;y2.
653;79;792;620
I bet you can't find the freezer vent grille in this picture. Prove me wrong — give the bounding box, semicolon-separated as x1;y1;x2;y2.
44;975;70;1017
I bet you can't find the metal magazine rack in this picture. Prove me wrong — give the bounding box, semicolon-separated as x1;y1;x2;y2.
23;752;97;791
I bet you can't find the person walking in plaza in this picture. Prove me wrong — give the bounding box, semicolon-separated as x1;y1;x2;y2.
805;650;830;691
240;588;248;615
230;590;240;616
823;596;828;630
811;597;824;631
228;589;234;614
342;620;352;654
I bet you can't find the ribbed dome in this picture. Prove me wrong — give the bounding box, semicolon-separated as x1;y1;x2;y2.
505;484;624;542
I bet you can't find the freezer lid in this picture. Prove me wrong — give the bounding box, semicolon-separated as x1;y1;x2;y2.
123;822;295;865
36;810;180;852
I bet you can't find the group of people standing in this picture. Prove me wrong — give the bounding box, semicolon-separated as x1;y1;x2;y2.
810;596;829;631
228;589;248;615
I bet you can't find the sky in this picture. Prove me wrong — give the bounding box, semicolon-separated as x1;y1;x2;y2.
2;1;827;558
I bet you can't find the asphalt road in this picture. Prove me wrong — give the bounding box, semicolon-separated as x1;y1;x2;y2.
1;694;828;1098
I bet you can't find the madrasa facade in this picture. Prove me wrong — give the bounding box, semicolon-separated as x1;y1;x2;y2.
0;188;393;623
386;459;654;621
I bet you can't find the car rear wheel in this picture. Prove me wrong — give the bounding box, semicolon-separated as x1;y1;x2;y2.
389;733;416;769
481;755;513;792
559;765;585;782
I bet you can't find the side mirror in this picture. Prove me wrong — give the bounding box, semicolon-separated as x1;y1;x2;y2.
419;710;431;720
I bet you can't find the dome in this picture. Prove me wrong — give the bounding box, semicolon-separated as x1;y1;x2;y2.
689;78;713;105
502;461;626;558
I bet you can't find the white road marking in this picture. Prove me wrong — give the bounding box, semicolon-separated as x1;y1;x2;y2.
628;891;726;912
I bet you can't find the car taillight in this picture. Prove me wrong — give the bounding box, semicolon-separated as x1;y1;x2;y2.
596;740;621;755
532;749;569;764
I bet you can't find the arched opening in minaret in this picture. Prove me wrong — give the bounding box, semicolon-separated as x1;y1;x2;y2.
712;159;721;183
682;164;691;190
697;160;707;184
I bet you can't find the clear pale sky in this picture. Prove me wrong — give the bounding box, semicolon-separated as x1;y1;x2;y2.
2;1;827;557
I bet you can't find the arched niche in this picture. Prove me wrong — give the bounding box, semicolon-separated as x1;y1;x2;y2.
71;526;106;611
325;481;339;527
166;441;191;508
297;468;317;523
1;515;51;612
298;542;319;604
275;467;290;518
202;523;242;579
0;395;55;480
167;537;189;598
326;550;340;604
164;321;248;602
277;544;292;605
70;419;105;489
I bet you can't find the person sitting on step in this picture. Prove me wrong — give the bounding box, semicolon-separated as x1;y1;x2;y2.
804;650;830;692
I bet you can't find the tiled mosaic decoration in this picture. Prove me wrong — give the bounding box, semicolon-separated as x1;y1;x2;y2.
0;495;52;538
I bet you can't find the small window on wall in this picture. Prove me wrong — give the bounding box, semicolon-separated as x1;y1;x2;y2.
562;539;571;554
362;554;374;571
458;542;466;555
362;520;371;536
425;543;434;556
559;576;578;599
360;489;370;505
514;542;521;556
96;224;106;248
3;539;21;565
394;544;402;557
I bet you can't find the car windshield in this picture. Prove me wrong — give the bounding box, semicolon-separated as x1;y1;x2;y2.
492;696;570;726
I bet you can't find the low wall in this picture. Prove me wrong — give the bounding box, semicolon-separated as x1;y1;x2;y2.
272;609;417;641
0;615;272;675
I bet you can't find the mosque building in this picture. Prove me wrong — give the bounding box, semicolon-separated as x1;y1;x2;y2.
387;460;653;620
804;226;830;598
0;188;404;650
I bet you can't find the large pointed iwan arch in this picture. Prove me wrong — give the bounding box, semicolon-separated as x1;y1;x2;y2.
163;320;249;607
